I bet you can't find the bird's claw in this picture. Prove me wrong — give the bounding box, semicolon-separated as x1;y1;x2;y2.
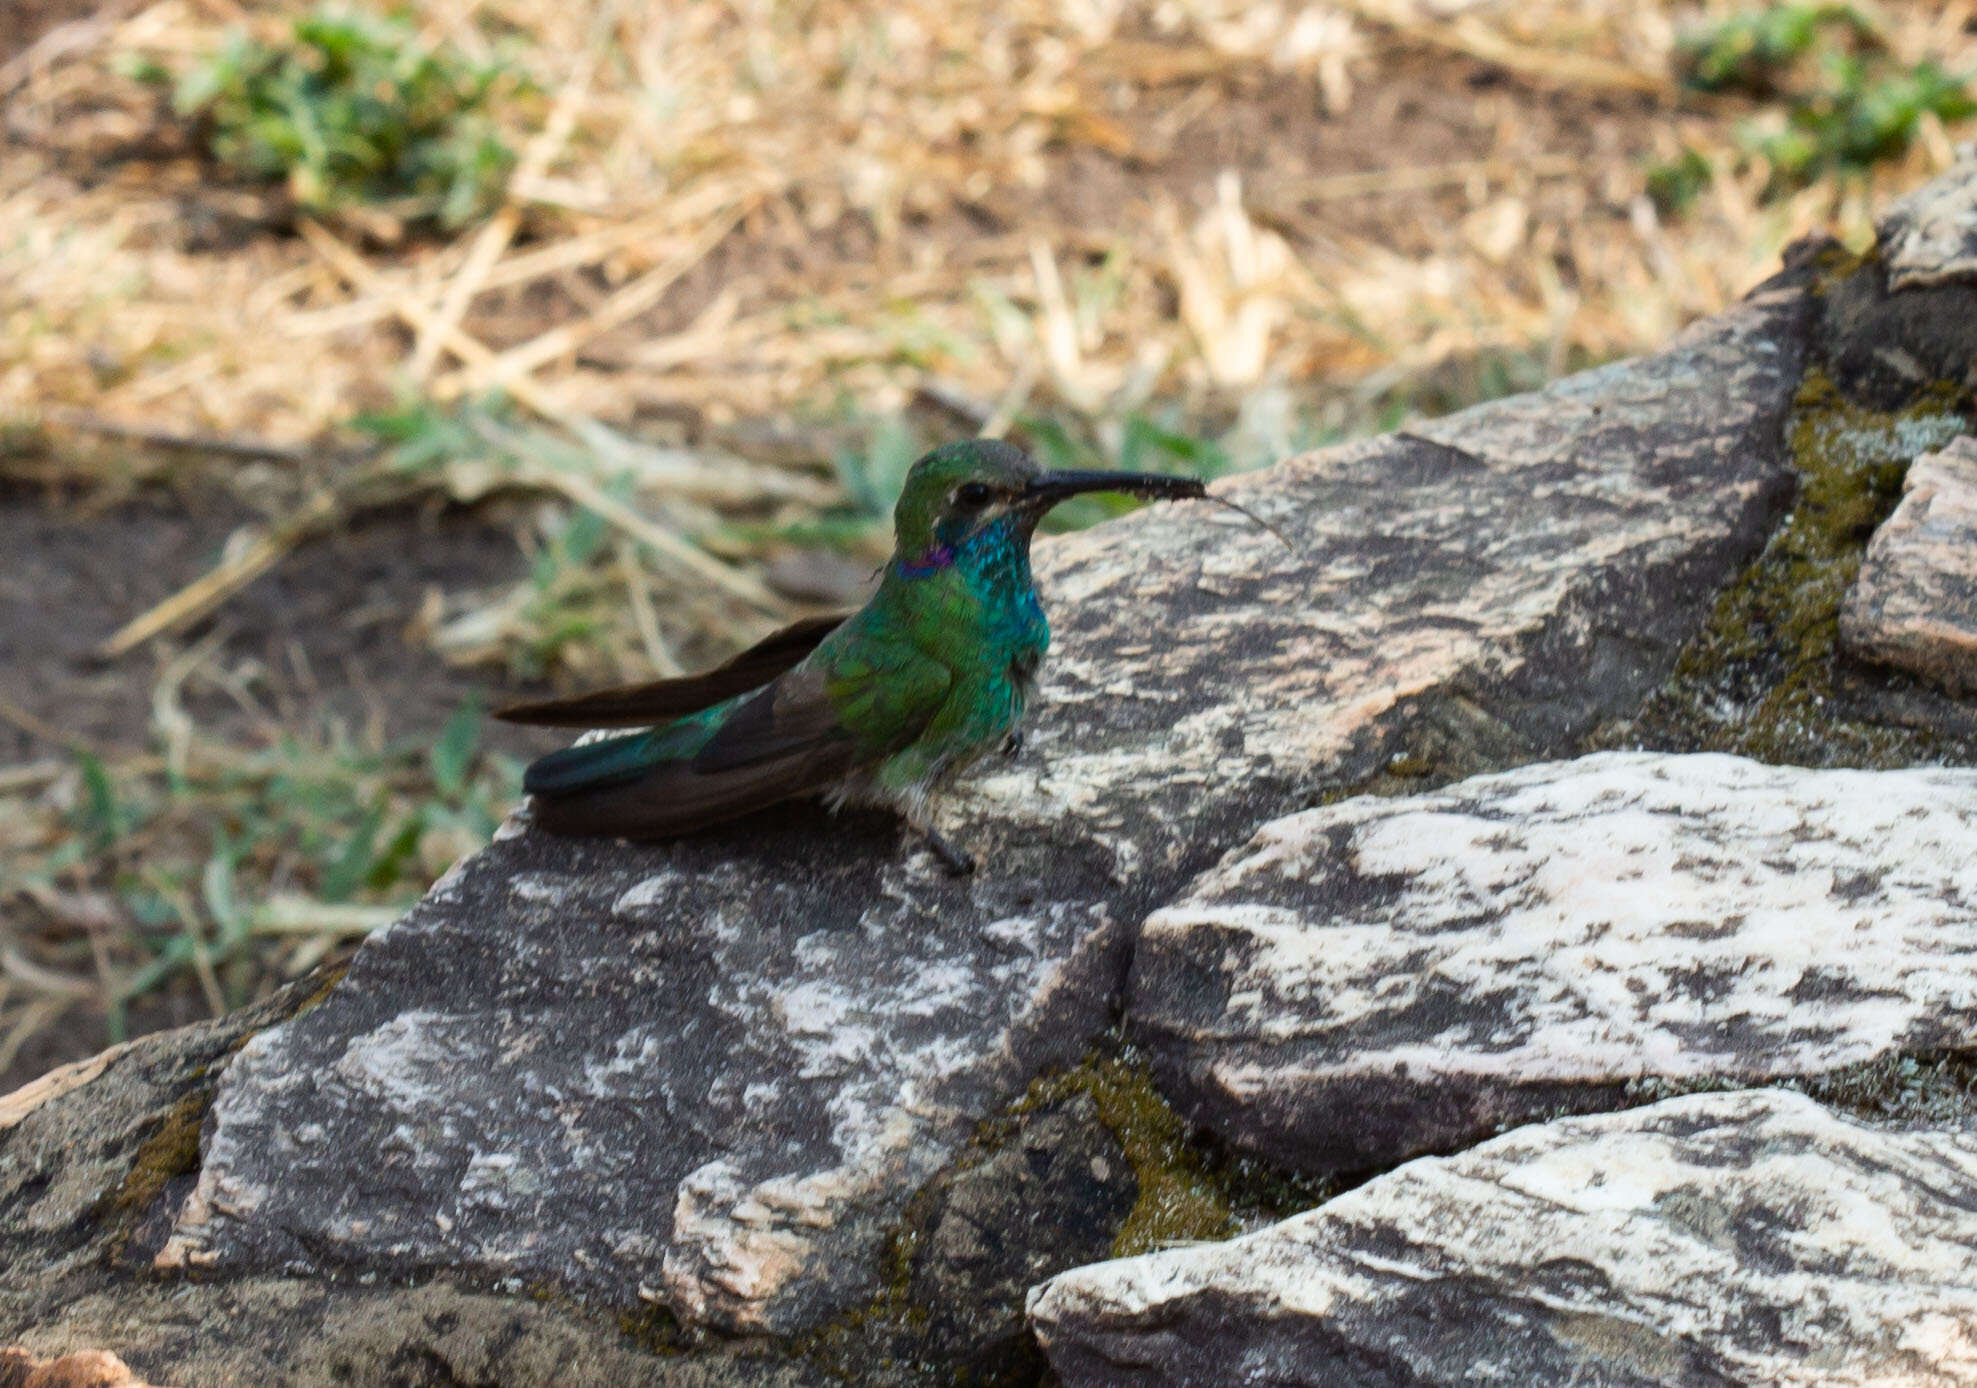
1002;730;1024;760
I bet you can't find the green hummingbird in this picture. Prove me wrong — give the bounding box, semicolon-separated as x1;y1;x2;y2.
495;439;1206;872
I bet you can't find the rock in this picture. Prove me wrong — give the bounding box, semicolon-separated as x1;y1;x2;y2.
1840;436;1977;695
1877;148;1977;292
139;274;1810;1339
0;1348;158;1388
1813;152;1977;406
906;1093;1136;1374
1;975;803;1388
1132;750;1977;1173
1029;1089;1977;1386
8;1278;817;1388
146;272;1807;1338
0;974;330;1297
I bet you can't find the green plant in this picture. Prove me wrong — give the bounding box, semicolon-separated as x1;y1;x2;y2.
1677;2;1875;96
1750;55;1976;191
1646;146;1715;216
1666;4;1975;204
352;398;712;681
9;703;520;1044
160;7;525;226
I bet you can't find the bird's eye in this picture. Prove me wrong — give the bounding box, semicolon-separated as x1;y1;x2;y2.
954;482;993;509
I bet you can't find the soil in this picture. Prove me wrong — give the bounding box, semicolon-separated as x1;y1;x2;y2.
0;479;559;764
0;0;101;66
0;473;566;1090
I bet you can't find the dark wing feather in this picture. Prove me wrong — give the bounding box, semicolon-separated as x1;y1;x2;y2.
493;612;848;728
524;645;954;841
527;733;861;839
692;668;852;772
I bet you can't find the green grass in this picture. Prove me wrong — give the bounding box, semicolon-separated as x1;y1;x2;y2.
1661;3;1975;206
136;6;527;227
7;704;519;1045
1676;2;1877;97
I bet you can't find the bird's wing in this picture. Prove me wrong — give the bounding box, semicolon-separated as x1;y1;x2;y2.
492;612;849;728
526;645;953;841
693;645;952;772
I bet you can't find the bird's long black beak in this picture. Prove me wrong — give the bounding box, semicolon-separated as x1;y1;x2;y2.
1020;469;1207;513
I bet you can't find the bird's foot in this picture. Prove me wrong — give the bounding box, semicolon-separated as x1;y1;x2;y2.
923;827;977;876
1001;729;1025;760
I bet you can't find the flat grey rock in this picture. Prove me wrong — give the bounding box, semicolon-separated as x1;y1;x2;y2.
1133;751;1977;1173
1879;149;1977;291
1841;436;1977;694
152;283;1806;1334
1029;1088;1977;1387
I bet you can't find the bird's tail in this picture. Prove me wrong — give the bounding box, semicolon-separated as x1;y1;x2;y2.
522;731;661;798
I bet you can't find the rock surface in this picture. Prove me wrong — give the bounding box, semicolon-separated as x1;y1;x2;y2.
906;1093;1136;1375
142;275;1806;1334
1030;1088;1977;1387
1878;148;1977;292
1841;436;1977;694
0;977;800;1388
1133;751;1977;1173
0;1348;159;1388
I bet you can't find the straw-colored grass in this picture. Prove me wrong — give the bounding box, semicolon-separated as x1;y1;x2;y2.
7;0;1968;457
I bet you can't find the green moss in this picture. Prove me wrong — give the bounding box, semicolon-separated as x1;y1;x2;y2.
787;1037;1288;1382
774;1034;1350;1382
1017;1043;1237;1258
290;958;352;1019
783;1160;941;1380
111;961;352;1242
116;1089;211;1216
614;1302;688;1356
1628;1051;1977;1126
1598;368;1971;767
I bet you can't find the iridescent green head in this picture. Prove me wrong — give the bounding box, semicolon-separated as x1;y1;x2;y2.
891;438;1208;575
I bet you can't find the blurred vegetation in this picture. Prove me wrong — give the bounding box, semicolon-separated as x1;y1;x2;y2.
13;706;516;1048
132;6;526;227
1655;2;1975;212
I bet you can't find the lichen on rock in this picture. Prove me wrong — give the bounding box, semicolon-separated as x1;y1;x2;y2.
1131;751;1977;1174
1030;1090;1977;1387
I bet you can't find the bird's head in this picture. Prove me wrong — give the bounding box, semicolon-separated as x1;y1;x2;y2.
890;439;1205;576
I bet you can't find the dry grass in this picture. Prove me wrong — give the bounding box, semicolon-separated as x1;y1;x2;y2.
6;1;1966;450
1;0;1974;1077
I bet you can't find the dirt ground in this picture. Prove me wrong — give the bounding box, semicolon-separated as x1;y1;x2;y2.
0;475;572;1089
0;482;554;763
0;0;94;63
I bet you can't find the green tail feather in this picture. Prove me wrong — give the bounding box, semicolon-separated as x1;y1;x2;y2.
521;699;737;798
522;731;661;797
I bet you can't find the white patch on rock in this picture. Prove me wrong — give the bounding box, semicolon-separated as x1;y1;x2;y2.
1030;1089;1977;1386
1133;751;1977;1171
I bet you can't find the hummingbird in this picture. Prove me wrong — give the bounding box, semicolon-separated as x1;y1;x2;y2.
495;439;1207;873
